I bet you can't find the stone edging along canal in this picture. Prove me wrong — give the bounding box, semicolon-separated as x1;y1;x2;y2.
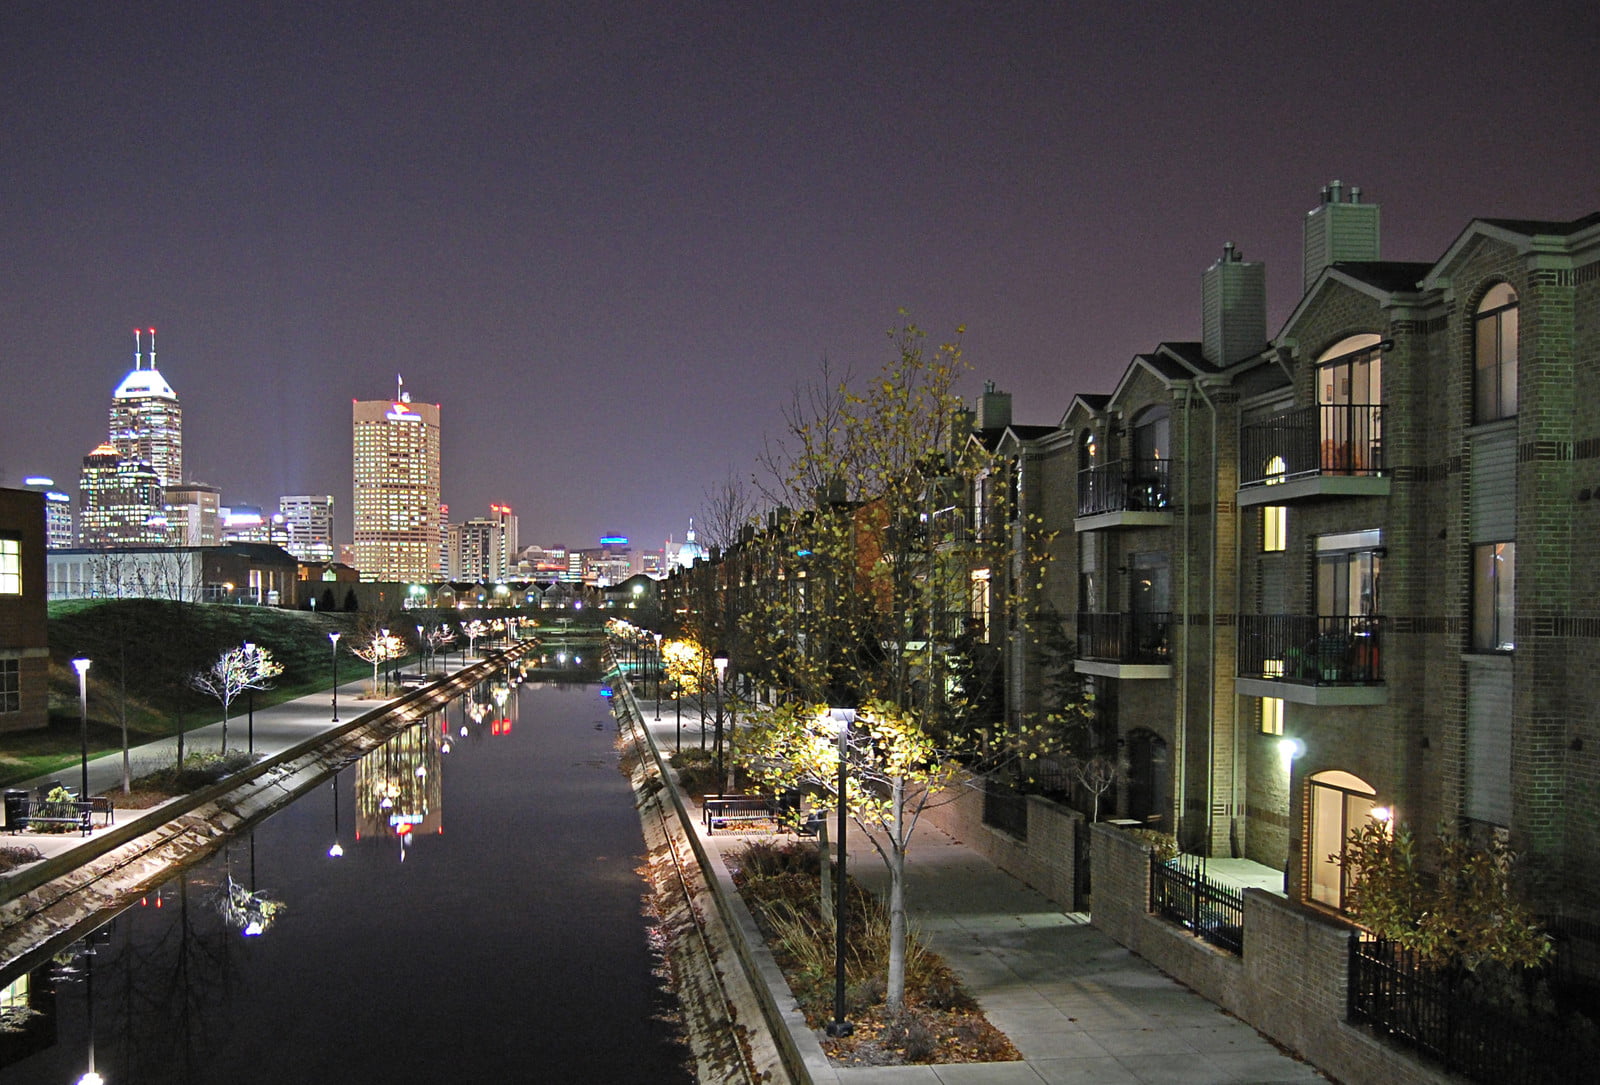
0;645;538;979
607;664;841;1085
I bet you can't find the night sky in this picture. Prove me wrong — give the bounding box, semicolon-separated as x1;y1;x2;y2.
3;2;1596;553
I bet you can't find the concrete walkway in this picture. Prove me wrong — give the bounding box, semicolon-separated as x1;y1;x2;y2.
641;697;1326;1085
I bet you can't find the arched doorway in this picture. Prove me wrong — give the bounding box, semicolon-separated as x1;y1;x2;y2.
1124;728;1170;828
1307;769;1378;910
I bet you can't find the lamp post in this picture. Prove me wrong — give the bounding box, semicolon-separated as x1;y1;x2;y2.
826;707;856;1038
328;775;344;858
381;628;391;694
243;641;256;755
416;624;426;676
72;658;91;804
78;934;101;1085
712;650;729;786
653;633;663;719
329;631;342;722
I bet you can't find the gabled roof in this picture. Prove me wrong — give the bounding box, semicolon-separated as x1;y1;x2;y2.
1327;261;1433;294
1424;211;1600;290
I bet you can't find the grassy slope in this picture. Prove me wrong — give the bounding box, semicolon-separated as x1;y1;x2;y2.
0;600;376;787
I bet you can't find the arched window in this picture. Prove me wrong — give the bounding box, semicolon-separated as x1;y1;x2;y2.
1307;770;1381;910
1262;455;1287;552
1474;283;1518;423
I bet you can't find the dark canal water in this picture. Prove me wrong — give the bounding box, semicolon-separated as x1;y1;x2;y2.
0;678;692;1084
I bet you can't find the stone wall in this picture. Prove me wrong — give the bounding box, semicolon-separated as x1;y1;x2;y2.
1090;824;1454;1085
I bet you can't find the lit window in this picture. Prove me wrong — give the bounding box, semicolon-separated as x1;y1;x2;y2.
0;537;19;594
1474;283;1518;423
1260;696;1284;736
1262;506;1286;552
1471;542;1514;651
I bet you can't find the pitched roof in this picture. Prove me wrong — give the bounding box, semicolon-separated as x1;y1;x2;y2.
1477;211;1600;237
1329;261;1434;294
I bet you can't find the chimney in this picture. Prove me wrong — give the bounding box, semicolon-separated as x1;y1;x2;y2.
1303;179;1380;293
1201;241;1267;367
977;380;1012;431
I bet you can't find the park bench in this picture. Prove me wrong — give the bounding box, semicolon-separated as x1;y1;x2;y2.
702;795;779;834
395;671;432;690
3;792;114;836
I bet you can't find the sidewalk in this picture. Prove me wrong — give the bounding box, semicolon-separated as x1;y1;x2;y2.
641;698;1326;1085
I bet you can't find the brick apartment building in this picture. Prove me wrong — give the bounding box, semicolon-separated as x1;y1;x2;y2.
0;487;50;733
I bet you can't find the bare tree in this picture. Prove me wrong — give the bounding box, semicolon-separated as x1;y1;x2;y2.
698;470;760;553
189;645;284;754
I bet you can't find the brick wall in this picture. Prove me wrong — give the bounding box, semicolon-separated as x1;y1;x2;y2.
1091;824;1457;1085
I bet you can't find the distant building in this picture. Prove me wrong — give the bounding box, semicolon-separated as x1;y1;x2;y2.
77;443;164;547
21;477;73;550
446;516;508;581
674;519;706;569
352;387;441;581
47;542;299;606
490;502;518;561
278;495;335;561
0;487;49;732
164;482;221;547
108;328;182;488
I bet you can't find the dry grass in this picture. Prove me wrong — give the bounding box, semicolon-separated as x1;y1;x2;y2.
732;841;1019;1066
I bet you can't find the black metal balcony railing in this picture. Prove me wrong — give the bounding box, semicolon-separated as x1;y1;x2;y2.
1237;614;1384;684
1077;458;1171;518
1077;611;1171;664
1239;404;1384;487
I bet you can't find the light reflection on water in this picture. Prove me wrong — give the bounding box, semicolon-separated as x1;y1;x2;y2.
0;679;691;1085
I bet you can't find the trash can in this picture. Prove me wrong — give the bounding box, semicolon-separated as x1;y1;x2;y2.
4;790;29;831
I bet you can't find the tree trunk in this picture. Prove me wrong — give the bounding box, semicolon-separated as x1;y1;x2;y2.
886;774;908;1012
818;814;833;926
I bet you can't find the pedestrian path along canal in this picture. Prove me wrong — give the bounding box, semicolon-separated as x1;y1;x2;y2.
0;678;692;1084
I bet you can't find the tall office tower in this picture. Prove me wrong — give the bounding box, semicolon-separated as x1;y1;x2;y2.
489;503;518;562
445;517;507;581
77;443;165;546
164;482;221;547
352;383;441;581
108;328;182;487
279;495;335;562
21;477;74;549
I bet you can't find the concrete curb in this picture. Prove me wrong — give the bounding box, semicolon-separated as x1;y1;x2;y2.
610;665;838;1085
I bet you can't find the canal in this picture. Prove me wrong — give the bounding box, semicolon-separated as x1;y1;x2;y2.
0;676;692;1084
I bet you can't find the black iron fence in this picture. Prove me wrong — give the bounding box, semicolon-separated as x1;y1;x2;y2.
1077;458;1171;517
1150;854;1244;955
1348;935;1599;1085
1077;611;1171;664
1237;614;1384;684
981;777;1028;841
1239;403;1384;487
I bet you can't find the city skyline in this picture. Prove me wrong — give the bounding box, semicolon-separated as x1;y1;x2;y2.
2;3;1596;547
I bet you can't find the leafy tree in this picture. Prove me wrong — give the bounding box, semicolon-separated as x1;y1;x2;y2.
188;644;284;753
741;699;959;1013
1339;821;1551;971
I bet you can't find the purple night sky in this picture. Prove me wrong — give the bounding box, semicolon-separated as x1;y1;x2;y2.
2;2;1595;553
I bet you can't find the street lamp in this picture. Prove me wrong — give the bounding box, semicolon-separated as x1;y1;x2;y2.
826;707;857;1038
416;624;426;676
653;632;663;719
712;650;730;789
381;628;391;694
328;775;344;858
243;641;256;755
329;631;342;722
72;658;91;806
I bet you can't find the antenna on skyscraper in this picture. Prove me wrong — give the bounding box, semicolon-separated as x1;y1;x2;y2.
133;328;142;370
148;328;157;369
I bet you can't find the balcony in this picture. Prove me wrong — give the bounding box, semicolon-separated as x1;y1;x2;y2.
1236;614;1387;705
1237;404;1390;505
1075;459;1173;531
1074;611;1172;680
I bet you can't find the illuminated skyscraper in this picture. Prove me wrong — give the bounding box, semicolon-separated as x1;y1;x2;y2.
77;443;165;546
21;477;74;549
279;495;335;562
352;383;441;581
108;328;182;487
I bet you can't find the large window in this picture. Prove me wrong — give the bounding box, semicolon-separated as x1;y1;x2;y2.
0;536;19;594
1317;530;1382;618
1474;283;1519;423
1308;770;1378;911
1317;334;1383;474
1472;541;1515;652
